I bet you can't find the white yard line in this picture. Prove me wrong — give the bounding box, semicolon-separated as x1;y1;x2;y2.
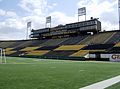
80;75;120;89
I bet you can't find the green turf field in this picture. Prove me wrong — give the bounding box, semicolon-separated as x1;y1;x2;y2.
0;57;120;89
106;82;120;89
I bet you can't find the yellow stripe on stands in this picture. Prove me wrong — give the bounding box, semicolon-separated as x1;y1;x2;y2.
5;48;13;51
5;51;16;55
70;50;89;57
20;47;40;51
55;45;86;51
5;48;15;55
89;50;105;52
70;50;105;57
114;42;120;47
26;50;50;56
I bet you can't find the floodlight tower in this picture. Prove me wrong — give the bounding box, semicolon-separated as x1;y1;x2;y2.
26;21;32;39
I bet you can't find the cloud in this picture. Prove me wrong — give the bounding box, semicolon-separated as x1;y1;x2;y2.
0;0;119;40
77;0;117;17
47;3;57;10
0;17;27;40
0;9;25;30
19;0;47;15
19;0;57;15
0;9;17;18
0;0;77;40
49;11;77;26
0;9;5;16
77;0;119;30
6;11;17;18
0;25;26;40
0;28;26;40
0;0;49;40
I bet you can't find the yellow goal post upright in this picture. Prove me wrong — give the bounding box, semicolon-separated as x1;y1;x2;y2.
0;48;6;64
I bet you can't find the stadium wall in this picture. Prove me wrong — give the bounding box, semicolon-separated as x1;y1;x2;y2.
89;53;120;62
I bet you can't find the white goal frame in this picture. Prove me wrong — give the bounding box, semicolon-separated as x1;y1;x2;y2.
0;48;6;64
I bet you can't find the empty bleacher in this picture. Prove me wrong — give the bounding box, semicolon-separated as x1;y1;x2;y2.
114;42;120;47
70;44;111;57
13;40;33;48
106;31;120;44
43;50;77;58
109;47;120;53
82;44;114;50
109;42;120;53
70;50;105;57
70;50;89;57
55;45;86;51
28;39;48;47
39;38;67;46
26;50;50;56
0;30;119;59
5;48;16;56
20;46;40;51
36;46;59;50
5;51;17;55
79;32;115;45
78;36;93;45
0;41;15;48
60;35;88;45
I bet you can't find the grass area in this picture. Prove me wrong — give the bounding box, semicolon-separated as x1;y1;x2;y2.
0;57;120;89
106;82;120;89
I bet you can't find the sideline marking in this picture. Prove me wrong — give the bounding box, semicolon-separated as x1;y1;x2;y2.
80;75;120;89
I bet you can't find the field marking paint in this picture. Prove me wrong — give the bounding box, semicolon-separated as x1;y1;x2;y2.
80;75;120;89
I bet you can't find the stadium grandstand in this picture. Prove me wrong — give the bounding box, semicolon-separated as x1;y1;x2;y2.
0;18;120;61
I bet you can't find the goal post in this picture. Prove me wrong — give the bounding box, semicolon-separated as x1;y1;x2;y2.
0;48;6;64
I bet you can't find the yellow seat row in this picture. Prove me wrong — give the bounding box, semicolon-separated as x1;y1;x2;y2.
5;48;16;55
55;45;86;51
70;50;105;57
5;48;13;51
20;47;40;51
114;42;120;47
26;50;50;56
70;50;89;57
5;51;16;55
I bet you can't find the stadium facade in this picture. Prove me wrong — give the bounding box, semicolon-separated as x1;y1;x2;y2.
0;18;120;62
30;18;101;39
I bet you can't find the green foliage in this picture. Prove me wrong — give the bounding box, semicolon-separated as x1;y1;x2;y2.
0;57;120;89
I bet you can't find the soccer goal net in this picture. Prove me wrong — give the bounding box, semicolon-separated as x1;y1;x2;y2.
0;48;6;64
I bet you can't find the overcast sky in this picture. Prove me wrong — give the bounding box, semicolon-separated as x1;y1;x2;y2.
0;0;119;40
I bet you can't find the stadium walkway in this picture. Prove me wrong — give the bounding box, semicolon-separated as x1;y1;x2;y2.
80;75;120;89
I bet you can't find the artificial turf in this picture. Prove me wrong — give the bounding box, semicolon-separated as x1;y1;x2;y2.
0;57;120;89
106;82;120;89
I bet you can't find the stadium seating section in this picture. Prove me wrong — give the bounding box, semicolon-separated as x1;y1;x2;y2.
26;50;50;56
0;31;120;59
106;31;120;44
20;47;40;51
54;45;86;51
79;32;115;44
114;42;120;47
70;50;89;57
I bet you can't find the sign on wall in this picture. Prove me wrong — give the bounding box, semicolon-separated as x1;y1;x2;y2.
101;54;120;62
